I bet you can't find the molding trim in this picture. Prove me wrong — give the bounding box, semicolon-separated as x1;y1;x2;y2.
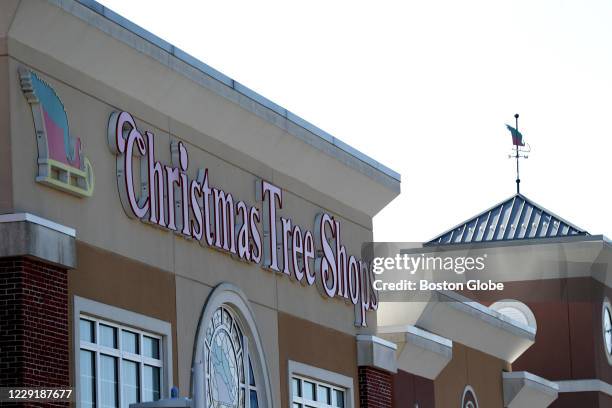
557;379;612;396
0;212;76;268
0;212;76;237
355;334;397;351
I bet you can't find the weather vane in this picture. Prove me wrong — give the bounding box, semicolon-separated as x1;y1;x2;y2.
506;113;530;194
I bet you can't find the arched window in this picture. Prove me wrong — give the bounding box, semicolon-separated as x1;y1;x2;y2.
461;385;478;408
490;299;537;330
192;284;272;408
602;298;612;365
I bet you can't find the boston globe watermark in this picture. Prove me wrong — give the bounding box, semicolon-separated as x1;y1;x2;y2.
362;242;504;303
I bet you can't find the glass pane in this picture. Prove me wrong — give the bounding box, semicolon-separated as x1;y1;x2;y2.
79;349;95;408
292;378;301;397
143;365;161;401
250;390;259;408
334;390;345;408
318;386;330;405
80;319;95;343
122;330;139;354
303;381;315;401
143;336;160;359
293;404;302;408
122;360;140;406
100;354;118;408
99;324;117;349
238;354;245;384
249;359;256;386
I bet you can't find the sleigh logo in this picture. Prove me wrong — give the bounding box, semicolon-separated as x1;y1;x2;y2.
19;68;94;197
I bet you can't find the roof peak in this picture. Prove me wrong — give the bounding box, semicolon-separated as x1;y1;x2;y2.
428;194;588;245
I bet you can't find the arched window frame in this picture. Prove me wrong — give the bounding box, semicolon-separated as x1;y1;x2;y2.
461;385;479;408
191;283;273;408
490;299;537;330
602;297;612;365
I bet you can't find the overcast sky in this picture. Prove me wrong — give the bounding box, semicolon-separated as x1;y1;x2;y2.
97;0;611;242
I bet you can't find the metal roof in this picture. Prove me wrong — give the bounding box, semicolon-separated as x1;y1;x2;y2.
427;194;588;245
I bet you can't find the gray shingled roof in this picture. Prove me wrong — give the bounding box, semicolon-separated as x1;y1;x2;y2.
428;194;588;245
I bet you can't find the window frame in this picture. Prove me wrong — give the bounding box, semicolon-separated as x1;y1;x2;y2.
287;361;354;408
73;296;173;407
461;385;479;408
602;297;612;365
192;283;273;408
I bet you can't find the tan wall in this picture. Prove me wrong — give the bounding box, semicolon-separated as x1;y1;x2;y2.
6;50;373;336
434;342;505;408
68;241;179;390
6;1;383;404
277;312;359;408
0;55;11;213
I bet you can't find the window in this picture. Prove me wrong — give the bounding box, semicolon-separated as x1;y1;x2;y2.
287;361;353;408
74;297;173;408
79;317;163;407
204;306;261;408
490;300;537;330
602;298;612;365
461;385;478;408
193;283;273;408
291;376;345;408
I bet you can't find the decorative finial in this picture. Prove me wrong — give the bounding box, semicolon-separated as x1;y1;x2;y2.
505;114;530;194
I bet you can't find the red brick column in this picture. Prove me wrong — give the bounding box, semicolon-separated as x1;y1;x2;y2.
0;257;69;395
358;366;393;408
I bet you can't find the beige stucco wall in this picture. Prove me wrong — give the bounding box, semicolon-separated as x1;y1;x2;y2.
2;0;398;403
6;0;378;332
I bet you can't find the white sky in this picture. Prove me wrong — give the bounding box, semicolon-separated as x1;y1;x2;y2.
97;0;611;242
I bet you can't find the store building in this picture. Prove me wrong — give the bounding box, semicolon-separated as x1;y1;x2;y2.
0;1;401;407
426;194;612;408
2;2;610;408
376;194;611;407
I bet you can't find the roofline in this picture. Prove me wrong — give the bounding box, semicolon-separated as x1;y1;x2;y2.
426;193;588;244
74;0;400;182
420;233;607;251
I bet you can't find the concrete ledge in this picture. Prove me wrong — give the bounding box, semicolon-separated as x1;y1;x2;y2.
130;399;193;408
557;379;612;397
503;371;558;408
415;291;535;363
356;334;398;373
378;325;452;380
0;213;76;268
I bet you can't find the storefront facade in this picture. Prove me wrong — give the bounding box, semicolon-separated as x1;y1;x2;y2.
0;1;400;407
380;194;611;408
2;2;610;408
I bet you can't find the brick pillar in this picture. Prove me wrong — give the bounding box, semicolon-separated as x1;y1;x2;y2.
358;366;393;408
0;257;69;394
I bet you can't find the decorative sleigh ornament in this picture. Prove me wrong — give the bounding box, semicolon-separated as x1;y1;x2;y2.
19;67;94;197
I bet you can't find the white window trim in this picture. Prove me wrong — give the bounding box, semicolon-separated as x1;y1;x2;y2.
287;361;354;408
192;283;273;408
490;299;537;330
461;385;479;408
602;297;612;365
73;296;173;407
